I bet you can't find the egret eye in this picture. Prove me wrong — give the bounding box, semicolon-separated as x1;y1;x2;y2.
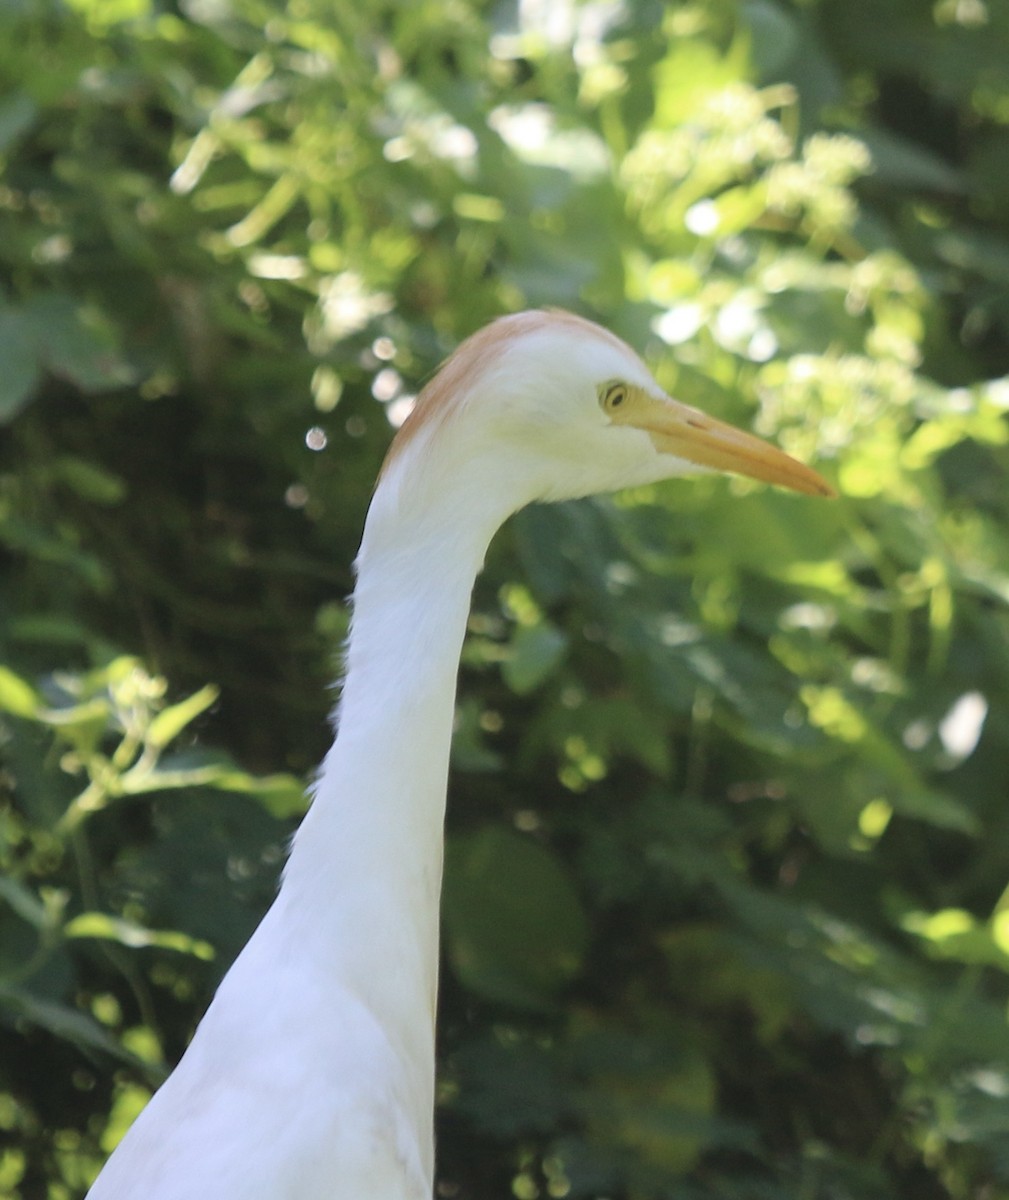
601;383;628;415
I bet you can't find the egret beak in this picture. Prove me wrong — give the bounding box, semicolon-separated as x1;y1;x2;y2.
613;391;835;497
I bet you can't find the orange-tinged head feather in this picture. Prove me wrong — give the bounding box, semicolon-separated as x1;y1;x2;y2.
380;310;637;478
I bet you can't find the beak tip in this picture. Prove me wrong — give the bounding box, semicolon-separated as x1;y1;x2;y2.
813;475;838;499
803;475;838;499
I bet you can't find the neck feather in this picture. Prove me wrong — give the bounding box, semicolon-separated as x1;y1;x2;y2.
276;453;511;1162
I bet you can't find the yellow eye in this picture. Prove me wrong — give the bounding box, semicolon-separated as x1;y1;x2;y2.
601;383;628;414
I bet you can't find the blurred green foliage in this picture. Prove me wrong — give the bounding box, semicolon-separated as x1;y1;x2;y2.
2;0;1009;1197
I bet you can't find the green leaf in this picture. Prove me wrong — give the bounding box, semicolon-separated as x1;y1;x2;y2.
502;622;569;695
574;1031;720;1174
0;92;36;153
118;748;307;814
0;877;49;929
30;294;134;392
146;683;219;749
64;912;215;960
860;126;967;194
443;826;589;1008
902;908;1009;972
742;0;800;78
50;457;127;505
888;784;979;836
0;308;41;422
41;697;113;757
203;767;308;818
0;986;139;1065
0;293;135;420
0;665;40;718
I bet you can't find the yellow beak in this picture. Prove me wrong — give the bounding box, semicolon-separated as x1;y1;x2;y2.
614;391;835;498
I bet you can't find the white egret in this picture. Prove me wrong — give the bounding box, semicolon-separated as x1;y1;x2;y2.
86;310;831;1199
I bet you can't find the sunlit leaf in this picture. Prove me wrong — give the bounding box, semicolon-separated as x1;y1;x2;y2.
0;665;40;718
146;684;219;750
64;912;215;960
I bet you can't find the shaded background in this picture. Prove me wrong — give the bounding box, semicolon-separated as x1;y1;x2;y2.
3;0;1009;1196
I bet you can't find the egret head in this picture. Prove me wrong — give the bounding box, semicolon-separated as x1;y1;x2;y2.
381;310;833;515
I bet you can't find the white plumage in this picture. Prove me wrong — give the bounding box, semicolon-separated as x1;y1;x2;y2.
86;310;830;1199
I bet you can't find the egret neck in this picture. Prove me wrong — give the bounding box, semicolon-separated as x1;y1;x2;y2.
278;455;515;1178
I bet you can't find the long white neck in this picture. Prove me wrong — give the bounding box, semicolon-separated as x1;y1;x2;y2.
276;454;512;1178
